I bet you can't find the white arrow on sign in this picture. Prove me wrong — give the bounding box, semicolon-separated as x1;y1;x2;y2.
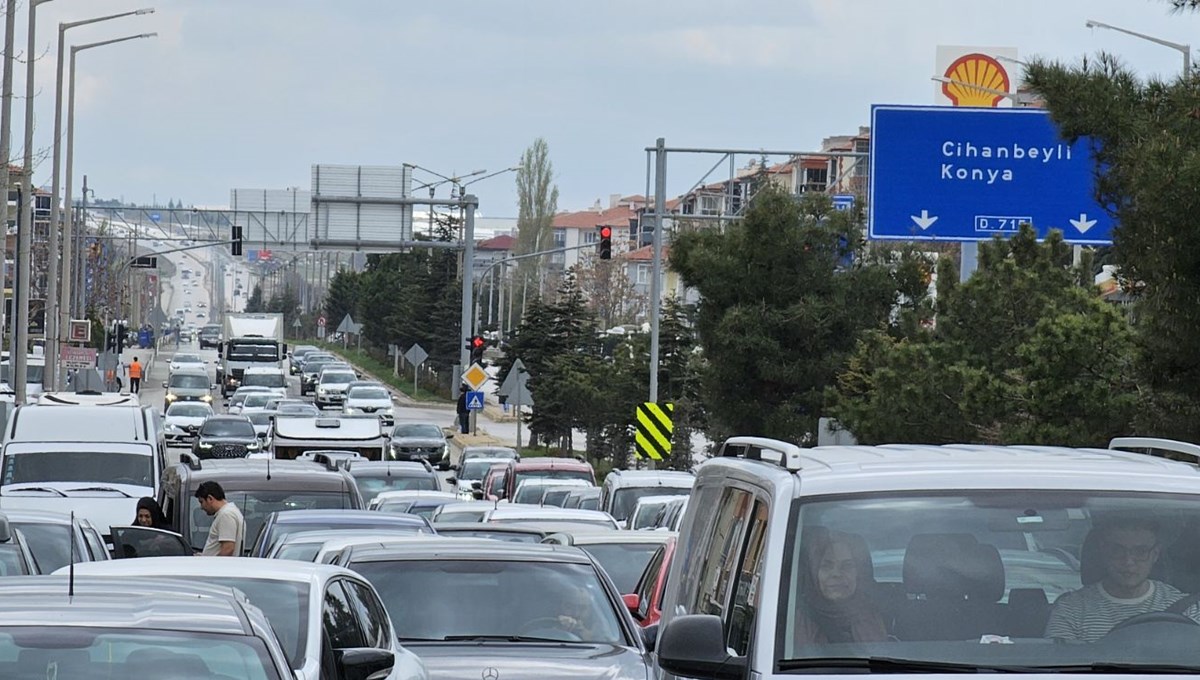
1069;213;1097;234
910;210;938;231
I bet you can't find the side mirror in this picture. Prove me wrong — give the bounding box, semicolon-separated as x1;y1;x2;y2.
436;461;451;472
471;489;483;500
162;382;168;389
333;647;395;680
446;477;457;485
449;464;460;471
471;481;482;490
622;593;640;614
211;384;219;390
658;615;745;680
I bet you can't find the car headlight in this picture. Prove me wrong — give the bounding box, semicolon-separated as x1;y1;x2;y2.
198;442;213;449
343;407;354;414
382;408;394;416
165;423;181;433
200;394;213;402
247;440;261;450
165;393;177;402
317;387;327;395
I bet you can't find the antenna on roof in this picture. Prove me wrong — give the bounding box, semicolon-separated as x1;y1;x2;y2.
68;511;76;601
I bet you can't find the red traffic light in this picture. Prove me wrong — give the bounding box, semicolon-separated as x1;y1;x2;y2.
471;336;485;349
599;226;612;238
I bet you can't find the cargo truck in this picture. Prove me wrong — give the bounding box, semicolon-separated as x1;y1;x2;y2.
217;313;285;397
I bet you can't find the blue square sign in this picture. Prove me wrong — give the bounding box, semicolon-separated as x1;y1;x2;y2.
868;105;1114;245
465;391;485;411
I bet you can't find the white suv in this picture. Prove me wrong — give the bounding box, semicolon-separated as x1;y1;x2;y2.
240;366;288;400
656;437;1200;677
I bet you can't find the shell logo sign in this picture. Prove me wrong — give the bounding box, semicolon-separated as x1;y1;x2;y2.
934;46;1019;108
941;53;1010;107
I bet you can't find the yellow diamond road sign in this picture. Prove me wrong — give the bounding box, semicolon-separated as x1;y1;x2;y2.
635;402;674;460
461;363;489;391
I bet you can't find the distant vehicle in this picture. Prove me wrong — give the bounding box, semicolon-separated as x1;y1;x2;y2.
599;469;694;523
240;366;287;399
271;416;388;461
162;401;214;447
168;353;206;374
344;460;440;506
197;324;222;349
162;368;214;411
219;313;285;397
343;385;395;426
192;414;262;459
388;422;447;463
482;506;621;532
314;367;357;409
249;508;433;559
368;490;461;519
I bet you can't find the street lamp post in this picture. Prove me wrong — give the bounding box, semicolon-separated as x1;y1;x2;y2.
59;31;155;385
1086;19;1191;73
14;0;55;402
46;8;153;391
930;76;1039;107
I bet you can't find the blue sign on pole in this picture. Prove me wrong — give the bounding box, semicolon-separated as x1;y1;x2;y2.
832;194;855;212
868;105;1113;245
465;391;485;411
247;249;258;263
149;212;161;223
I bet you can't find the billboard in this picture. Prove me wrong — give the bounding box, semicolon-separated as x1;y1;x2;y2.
311;164;414;250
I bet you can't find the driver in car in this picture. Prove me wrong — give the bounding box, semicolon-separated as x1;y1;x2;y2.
1046;518;1200;642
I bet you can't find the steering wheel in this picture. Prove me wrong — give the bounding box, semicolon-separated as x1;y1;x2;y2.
1105;611;1200;636
517;617;581;641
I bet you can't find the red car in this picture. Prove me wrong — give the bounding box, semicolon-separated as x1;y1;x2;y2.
623;535;677;628
500;458;595;501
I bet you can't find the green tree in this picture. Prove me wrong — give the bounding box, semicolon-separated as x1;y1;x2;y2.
1025;29;1200;440
244;283;264;313
514;138;559;313
324;269;360;330
670;186;901;443
828;226;1139;446
266;286;300;330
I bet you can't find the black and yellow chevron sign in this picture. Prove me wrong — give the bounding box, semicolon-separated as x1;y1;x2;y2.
635;402;674;460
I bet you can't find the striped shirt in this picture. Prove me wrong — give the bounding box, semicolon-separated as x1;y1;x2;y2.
1045;580;1192;642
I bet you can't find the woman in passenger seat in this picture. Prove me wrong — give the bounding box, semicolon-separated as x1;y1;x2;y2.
794;529;888;645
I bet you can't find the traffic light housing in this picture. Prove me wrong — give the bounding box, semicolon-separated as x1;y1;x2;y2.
231;225;243;257
598;226;612;260
468;335;486;364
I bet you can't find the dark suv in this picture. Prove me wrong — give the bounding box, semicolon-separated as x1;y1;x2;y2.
158;457;364;554
192;415;262;459
197;324;221;349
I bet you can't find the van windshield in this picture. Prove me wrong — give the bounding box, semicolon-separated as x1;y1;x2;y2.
1;450;152;487
170;374;210;390
0;364;44;384
226;342;279;362
777;492;1200;672
242;373;286;388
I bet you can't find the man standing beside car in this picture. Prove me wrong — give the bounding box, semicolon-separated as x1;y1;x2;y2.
196;481;245;557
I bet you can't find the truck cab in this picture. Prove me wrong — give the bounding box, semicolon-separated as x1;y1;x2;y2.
217;313;287;396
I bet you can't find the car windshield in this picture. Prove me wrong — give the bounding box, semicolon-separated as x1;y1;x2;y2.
278;405;319;416
579;543;662;593
245;412;273;426
206;577;309;670
353;559;626;644
348;387;388;400
200;420;255;437
273;542;321;562
354;475;438;505
1;451;152;487
611;486;689;522
513;469;593;490
434;508;489;523
190;491;353;554
173;355;202;364
241;394;273;409
0;628;281;679
777;491;1200;671
242;373;286;388
167;403;212;418
392;424;443;439
320;372;354;384
169;374;210;390
0;364;44;385
464;448;517;461
269;522;426;554
460;460;500;482
515;483;575;505
227;342;279;362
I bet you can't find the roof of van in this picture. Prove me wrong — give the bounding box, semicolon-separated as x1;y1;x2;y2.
7;405;150;442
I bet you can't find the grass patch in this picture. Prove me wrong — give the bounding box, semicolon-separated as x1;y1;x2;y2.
305;339;448;403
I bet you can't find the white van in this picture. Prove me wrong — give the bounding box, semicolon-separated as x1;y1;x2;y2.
240;366;288;400
0;404;166;541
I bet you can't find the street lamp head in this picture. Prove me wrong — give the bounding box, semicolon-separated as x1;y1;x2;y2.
135;8;155;14
1086;20;1099;28
140;32;157;39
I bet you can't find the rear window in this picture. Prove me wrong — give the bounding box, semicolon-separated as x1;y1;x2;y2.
320;372;355;384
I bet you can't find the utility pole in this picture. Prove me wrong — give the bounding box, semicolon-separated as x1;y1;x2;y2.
457;194;478;396
648;138;667;404
0;0;16;361
15;0;48;401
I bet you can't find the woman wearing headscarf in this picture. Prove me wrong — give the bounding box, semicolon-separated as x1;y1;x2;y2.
793;528;888;646
133;497;170;530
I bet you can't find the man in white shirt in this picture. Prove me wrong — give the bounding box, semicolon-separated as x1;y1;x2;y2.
196;481;245;557
1046;518;1197;642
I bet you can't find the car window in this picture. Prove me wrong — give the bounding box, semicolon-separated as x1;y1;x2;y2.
200;419;255;437
726;500;768;655
343;580;392;649
354;475;438;505
392;424;443;438
167;403;212;418
689;487;755;619
323;580;366;649
580;543;664;594
635;545;665;619
320;372;355;384
347;387;389;400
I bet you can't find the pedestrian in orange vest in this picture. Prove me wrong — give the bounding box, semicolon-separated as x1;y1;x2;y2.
129;357;143;394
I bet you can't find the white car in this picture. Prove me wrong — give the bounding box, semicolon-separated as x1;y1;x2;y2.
344;385;396;426
241;366;288;400
482;506;620;531
162;401;214;447
448;456;512;500
61;558;430;680
229;391;274;415
168;352;207;375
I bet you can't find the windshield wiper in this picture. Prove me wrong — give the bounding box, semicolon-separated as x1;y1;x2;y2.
4;486;67;497
67;486;134;497
779;657;1036;673
440;634;573;644
1034;663;1200;674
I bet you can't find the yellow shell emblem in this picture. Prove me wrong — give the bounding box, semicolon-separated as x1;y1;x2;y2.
942;53;1011;107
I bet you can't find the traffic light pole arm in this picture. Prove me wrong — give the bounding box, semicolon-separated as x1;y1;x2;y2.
113;239;237;282
471;242;596;335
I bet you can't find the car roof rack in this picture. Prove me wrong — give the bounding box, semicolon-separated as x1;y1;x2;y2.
180;452;203;471
717;436;804;472
1108;437;1200;466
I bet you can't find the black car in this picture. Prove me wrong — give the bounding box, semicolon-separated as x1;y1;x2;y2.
192;415;262;459
298;356;338;396
197;324;221;349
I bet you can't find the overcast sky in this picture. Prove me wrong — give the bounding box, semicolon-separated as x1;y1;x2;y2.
17;0;1200;217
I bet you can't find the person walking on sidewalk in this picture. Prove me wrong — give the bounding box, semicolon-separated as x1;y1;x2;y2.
456;384;470;435
128;357;143;394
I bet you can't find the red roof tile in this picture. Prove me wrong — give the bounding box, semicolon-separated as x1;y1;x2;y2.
478;234;516;250
553;204;637;229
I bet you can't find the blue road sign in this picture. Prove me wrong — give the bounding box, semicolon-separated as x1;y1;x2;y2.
832;194;855;211
465;390;485;411
868;105;1113;245
149;212;161;223
246;249;258;263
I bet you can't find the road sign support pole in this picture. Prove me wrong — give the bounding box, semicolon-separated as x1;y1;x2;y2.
649;138;666;406
960;242;977;282
458;194;478;389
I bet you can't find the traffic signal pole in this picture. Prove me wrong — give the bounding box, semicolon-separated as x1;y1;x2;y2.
649;138;667;404
470;242;595;337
